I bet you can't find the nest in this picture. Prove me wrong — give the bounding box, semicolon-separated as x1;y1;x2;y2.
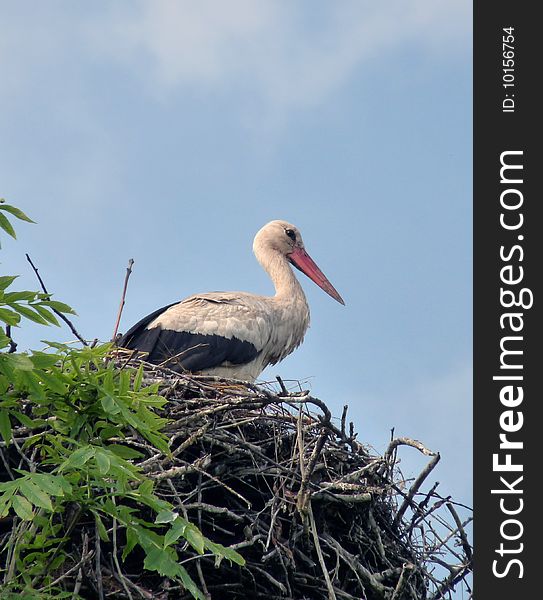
123;366;471;599
2;364;473;599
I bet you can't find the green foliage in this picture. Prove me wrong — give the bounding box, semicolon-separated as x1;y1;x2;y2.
0;199;35;246
0;201;76;348
0;203;244;598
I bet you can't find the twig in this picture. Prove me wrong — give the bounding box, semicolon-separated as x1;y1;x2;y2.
196;560;211;599
275;375;289;396
323;533;392;597
42;534;92;591
112;258;134;341
147;455;211;480
311;491;372;503
5;325;17;353
103;567;155;599
340;405;348;438
0;447;14;480
94;519;104;600
385;437;437;460
368;508;386;560
394;452;441;528
112;511;134;600
25;253;88;346
183;502;245;522
428;565;472;600
390;563;415;600
3;517;21;584
446;502;473;563
308;502;337;600
298;430;328;512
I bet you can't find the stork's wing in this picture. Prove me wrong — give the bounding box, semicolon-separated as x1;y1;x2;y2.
117;294;270;373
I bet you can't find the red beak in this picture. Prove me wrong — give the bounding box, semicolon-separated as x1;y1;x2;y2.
288;247;345;305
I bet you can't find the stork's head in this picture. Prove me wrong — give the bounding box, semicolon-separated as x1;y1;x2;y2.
253;220;345;305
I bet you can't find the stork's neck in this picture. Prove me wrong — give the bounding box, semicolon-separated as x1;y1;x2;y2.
257;249;306;303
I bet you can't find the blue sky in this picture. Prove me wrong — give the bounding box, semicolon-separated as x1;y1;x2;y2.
1;0;472;541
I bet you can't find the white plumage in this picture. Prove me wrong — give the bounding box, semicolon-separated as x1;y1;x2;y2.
119;220;344;381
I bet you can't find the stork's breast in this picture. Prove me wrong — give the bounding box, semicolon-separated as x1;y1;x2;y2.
264;302;310;366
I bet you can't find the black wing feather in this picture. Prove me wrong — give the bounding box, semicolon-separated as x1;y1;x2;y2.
118;303;259;373
117;302;177;350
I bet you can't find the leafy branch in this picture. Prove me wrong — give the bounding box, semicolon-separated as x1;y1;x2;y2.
0;202;244;599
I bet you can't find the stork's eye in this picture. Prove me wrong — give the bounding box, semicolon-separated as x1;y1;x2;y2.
285;228;296;241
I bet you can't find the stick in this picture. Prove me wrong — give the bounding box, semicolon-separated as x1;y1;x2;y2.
43;536;93;591
112;258;134;341
393;452;441;528
94;519;104;600
112;509;133;600
446;502;473;563
25;253;88;346
308;502;337;600
340;405;348;438
5;325;17;353
390;563;415;600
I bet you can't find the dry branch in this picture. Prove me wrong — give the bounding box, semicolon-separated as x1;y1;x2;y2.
25;253;88;346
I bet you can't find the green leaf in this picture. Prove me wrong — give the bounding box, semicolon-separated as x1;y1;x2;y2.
177;564;207;600
94;512;110;542
155;510;179;525
3;291;37;302
122;526;138;560
32;304;61;326
29;351;59;370
184;523;205;555
16;370;46;401
60;445;95;470
205;540;246;566
0;410;12;444
11;410;42;428
19;479;53;511
11;495;34;520
143;546;183;578
26;473;71;496
103;369;114;393
0;307;21;326
138;480;154;496
0;212;16;239
0;480;18;510
119;369;131;396
143;431;170;456
0;203;35;223
10;304;50;325
0;275;18;291
101;394;118;414
41;340;71;351
98;425;123;440
0;330;11;349
5;353;34;371
133;364;144;391
42;300;76;315
163;517;187;547
95;450;111;474
108;444;144;460
0;356;14;379
36;369;66;394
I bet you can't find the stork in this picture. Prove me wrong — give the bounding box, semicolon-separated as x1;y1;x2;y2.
118;220;344;381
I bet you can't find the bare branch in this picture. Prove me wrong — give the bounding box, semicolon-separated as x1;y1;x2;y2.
25;253;88;346
112;258;134;341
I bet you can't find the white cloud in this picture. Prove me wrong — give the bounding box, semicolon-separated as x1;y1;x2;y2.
0;1;470;132
90;0;471;113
